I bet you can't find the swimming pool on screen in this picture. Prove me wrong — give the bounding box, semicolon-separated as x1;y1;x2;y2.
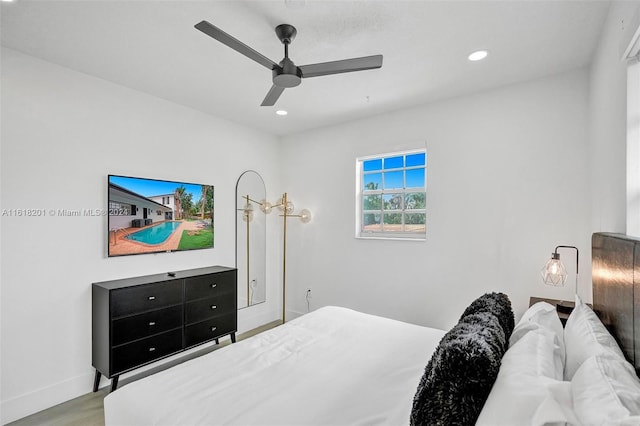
126;221;182;245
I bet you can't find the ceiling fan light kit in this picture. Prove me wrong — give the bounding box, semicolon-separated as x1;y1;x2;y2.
195;20;383;107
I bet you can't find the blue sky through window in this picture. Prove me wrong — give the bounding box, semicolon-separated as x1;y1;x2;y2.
363;159;382;172
406;169;425;188
384;171;403;189
363;152;426;190
363;173;382;189
406;153;426;167
384;156;403;169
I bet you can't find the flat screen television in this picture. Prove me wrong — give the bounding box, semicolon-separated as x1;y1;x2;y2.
108;175;214;257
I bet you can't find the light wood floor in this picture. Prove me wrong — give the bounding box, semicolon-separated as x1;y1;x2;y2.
8;320;281;426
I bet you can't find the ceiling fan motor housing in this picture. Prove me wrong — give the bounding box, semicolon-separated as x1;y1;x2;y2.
273;58;302;88
275;24;297;45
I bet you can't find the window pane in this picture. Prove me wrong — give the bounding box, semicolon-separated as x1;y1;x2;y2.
405;213;426;232
363;195;382;210
363;159;382;172
406;152;426;167
405;193;426;210
384;171;403;189
384;156;403;169
406;168;425;188
363;173;382;190
383;213;403;231
383;194;403;210
362;213;381;231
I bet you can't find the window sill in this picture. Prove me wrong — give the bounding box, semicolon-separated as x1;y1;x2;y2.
355;235;426;242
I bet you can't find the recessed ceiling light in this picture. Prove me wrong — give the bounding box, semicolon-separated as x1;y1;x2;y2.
1;0;16;3
468;50;488;61
276;110;288;116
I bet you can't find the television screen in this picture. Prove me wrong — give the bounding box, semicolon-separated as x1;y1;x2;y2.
108;175;214;257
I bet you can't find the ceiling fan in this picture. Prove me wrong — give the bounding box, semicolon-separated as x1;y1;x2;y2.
194;21;383;107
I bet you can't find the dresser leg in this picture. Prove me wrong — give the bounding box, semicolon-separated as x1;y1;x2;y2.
230;332;236;343
215;338;219;345
110;376;119;392
93;370;101;392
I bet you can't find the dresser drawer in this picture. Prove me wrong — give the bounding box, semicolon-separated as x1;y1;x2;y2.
112;305;183;346
185;271;235;301
112;328;182;374
185;291;236;324
185;314;236;348
111;280;182;318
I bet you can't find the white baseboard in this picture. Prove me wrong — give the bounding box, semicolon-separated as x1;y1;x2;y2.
238;306;281;332
1;372;94;425
286;308;305;321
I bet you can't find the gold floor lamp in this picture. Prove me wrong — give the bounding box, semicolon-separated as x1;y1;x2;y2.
241;191;311;321
262;192;311;323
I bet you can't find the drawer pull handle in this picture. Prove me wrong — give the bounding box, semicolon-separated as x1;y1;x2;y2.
210;305;217;310
210;283;217;289
211;326;217;332
149;347;156;352
149;321;156;326
148;296;156;301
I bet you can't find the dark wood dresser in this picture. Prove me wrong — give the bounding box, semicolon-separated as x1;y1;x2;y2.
92;265;237;391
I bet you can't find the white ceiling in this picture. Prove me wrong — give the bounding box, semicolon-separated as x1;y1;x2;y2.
1;0;611;137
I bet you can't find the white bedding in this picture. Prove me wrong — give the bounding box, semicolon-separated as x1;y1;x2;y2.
104;306;445;426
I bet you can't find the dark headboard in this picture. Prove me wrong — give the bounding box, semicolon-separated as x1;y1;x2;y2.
592;232;640;375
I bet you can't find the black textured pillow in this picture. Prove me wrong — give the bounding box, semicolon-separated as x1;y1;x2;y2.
410;312;506;426
459;292;515;341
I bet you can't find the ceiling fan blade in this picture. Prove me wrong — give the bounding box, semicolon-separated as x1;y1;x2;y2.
299;54;383;78
195;21;279;70
261;85;286;106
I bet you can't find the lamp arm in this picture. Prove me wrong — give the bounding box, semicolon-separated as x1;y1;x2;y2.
244;196;267;206
554;245;579;296
554;245;579;274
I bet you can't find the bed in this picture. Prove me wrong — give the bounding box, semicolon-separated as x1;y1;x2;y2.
105;306;447;425
104;232;640;425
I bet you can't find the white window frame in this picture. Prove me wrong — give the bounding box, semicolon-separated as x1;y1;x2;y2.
626;17;640;237
628;59;640;237
355;148;427;241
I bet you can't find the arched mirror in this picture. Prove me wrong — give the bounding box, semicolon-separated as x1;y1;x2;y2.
236;171;267;308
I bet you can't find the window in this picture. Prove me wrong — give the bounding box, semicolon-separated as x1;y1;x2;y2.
356;149;426;240
628;59;640;236
627;31;640;237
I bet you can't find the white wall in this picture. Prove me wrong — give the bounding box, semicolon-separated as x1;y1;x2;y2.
589;1;640;234
280;69;592;331
0;48;282;424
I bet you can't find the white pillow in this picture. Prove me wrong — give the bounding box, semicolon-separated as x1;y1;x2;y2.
572;353;640;425
511;301;565;363
476;327;563;425
564;295;625;380
531;381;580;426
